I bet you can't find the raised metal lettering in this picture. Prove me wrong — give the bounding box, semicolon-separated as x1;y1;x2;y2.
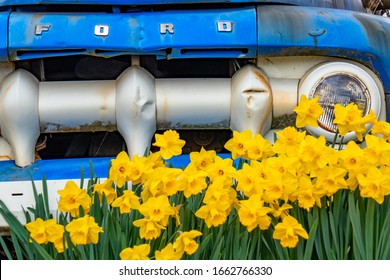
160;23;174;34
35;24;51;35
217;21;233;32
94;25;109;36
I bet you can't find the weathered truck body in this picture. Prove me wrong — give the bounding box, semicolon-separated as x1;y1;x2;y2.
0;0;389;230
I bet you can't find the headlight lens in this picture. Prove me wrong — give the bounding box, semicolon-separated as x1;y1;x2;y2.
310;74;370;133
299;61;383;142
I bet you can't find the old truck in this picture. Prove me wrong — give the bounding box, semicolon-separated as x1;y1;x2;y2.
0;0;389;230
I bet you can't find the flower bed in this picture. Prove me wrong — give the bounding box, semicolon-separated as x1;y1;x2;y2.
0;97;389;260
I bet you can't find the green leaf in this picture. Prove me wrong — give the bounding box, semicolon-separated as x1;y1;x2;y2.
377;200;390;259
41;175;51;219
31;242;54;260
303;218;318;260
364;199;375;259
320;207;335;260
0;235;14;260
10;231;25;260
194;233;213;259
329;211;340;258
210;237;224;260
348;193;366;259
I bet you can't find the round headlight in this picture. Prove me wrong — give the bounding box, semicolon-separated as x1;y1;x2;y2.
299;62;383;142
311;73;370;133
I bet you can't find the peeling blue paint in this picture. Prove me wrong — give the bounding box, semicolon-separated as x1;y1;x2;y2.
8;7;257;60
257;5;390;93
0;11;10;61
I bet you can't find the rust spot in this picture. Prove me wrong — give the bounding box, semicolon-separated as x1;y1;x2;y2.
246;95;253;107
254;70;270;85
40;121;117;133
0;226;11;236
271;113;296;129
1;80;15;98
0;155;12;160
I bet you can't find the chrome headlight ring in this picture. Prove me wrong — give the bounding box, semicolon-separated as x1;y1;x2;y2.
298;62;383;142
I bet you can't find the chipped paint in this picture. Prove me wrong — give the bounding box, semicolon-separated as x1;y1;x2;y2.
257;5;390;93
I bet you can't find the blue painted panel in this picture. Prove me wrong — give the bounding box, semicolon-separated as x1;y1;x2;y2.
0;11;9;61
0;154;232;182
8;7;257;60
0;157;111;182
0;0;365;12
257;5;390;93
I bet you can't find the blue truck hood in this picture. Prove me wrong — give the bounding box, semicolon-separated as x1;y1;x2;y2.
0;0;365;12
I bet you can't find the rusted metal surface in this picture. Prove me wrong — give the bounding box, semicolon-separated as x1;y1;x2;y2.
230;64;272;135
39;80;117;132
0;69;40;167
156;78;231;130
116;66;157;160
257;5;390;93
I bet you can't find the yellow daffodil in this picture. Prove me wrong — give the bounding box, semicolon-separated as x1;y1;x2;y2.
195;180;238;227
152;129;186;160
262;170;284;202
273;126;306;157
177;163;208;198
189;147;216;171
109;151;132;188
171;204;181;226
203;181;238;208
238;194;272;232
195;201;230;228
155;243;183;260
26;218;54;244
293;95;324;128
142;167;182;198
57;181;91;217
357;167;390;204
294;175;323;211
130;153;164;185
93;179;116;204
338;141;368;190
26;218;67;253
364;134;390;167
206;156;236;186
273;216;309;248
111;190;141;214
133;218;166;240
270;202;293;219
315;166;348;197
120;244;150;260
333;103;377;141
137;195;174;227
371;120;390;142
65;215;103;246
126;155;148;185
249;159;269;184
246;133;275;161
145;151;166;169
235;163;262;198
46;222;66;253
224;129;252;159
173;230;202;255
298;135;338;176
